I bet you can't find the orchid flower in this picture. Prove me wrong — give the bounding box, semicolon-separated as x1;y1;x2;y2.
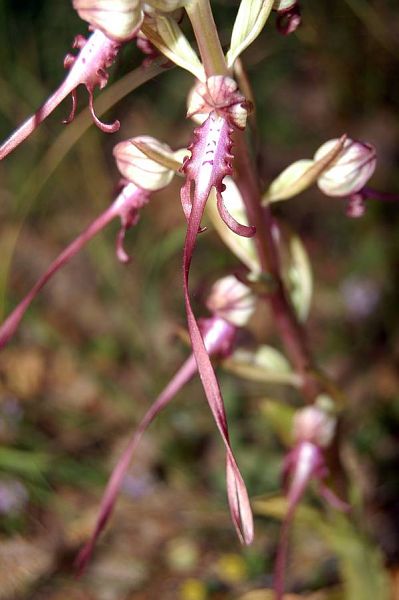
0;30;122;160
0;136;176;348
0;0;152;160
314;137;377;217
181;76;257;546
0;182;148;349
274;403;349;600
76;276;256;573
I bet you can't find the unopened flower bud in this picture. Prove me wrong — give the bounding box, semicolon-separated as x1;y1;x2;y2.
187;76;250;129
315;137;377;197
113;136;175;191
73;0;143;42
293;405;336;448
206;276;256;327
200;316;237;359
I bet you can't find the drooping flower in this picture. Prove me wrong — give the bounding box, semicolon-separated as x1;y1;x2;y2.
0;182;148;349
113;135;176;191
72;0;144;42
76;277;256;573
206;275;256;327
262;135;396;218
0;136;176;348
314;137;377;218
0;30;122;160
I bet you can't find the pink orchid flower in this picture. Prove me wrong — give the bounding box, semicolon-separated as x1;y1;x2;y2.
0;29;121;160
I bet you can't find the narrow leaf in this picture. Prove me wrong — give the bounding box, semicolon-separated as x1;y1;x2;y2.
227;0;274;68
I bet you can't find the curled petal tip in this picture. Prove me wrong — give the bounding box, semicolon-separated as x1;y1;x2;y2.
62;89;78;124
217;189;256;238
116;226;132;264
88;90;120;133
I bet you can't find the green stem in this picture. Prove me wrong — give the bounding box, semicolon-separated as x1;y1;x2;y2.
186;0;228;77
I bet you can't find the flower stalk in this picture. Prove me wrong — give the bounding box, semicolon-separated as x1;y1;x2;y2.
233;130;319;400
185;0;228;77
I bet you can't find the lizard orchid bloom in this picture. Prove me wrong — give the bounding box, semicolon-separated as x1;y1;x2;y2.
0;0;196;160
0;136;176;349
0;30;122;160
76;276;256;573
181;76;256;546
274;403;349;600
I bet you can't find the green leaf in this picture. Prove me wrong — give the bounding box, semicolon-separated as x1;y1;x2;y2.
227;0;275;68
254;496;391;600
222;346;300;388
0;447;51;481
260;398;295;446
278;229;313;322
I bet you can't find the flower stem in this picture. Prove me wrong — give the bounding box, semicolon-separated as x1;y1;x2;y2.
186;0;228;77
233;130;319;401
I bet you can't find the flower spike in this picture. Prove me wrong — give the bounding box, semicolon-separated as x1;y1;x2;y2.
0;30;121;160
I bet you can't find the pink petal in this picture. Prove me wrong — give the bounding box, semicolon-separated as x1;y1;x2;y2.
0;204;117;349
76;353;198;574
0;80;73;160
179;112;255;544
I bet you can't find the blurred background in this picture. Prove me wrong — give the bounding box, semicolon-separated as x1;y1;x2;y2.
0;1;399;598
